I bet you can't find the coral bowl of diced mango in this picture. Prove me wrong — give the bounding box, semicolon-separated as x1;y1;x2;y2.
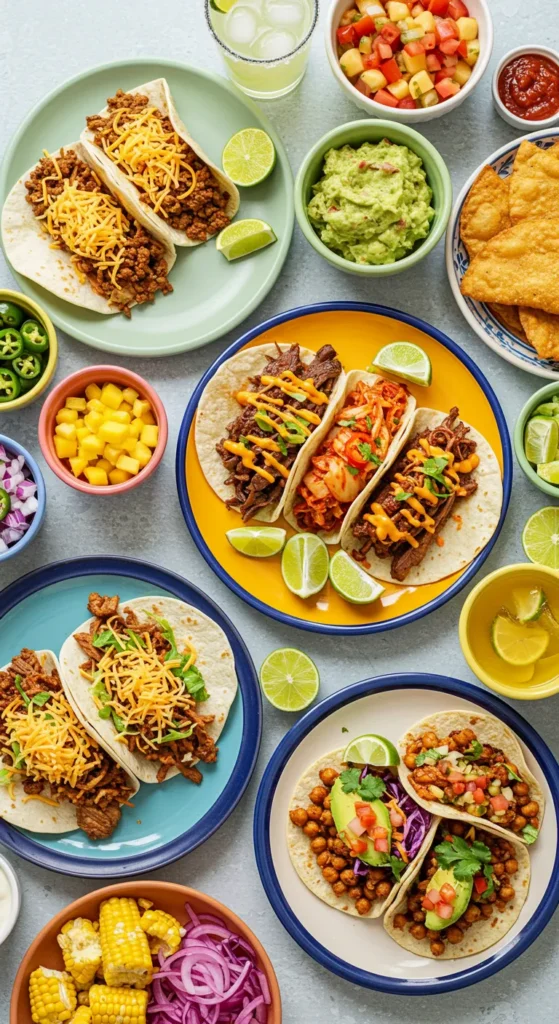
38;367;168;494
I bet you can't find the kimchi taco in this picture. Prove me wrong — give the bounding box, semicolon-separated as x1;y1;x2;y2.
398;711;544;846
287;748;438;919
195;342;346;522
282;371;416;543
81;78;239;247
340;407;502;584
0;648;138;840
384;820;530;959
58;593;238;785
1;142;175;317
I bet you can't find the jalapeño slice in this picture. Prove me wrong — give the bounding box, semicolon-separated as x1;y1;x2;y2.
0;328;24;360
21;319;49;353
11;353;42;381
0;487;10;521
0;300;24;329
0;367;21;403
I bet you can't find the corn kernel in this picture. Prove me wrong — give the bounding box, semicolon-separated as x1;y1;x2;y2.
66;396;87;411
103;444;122;466
130;418;144;439
98;421;130;444
56;408;78;425
55;422;77;441
85;383;102;401
109;468;132;485
84;466;109;486
86;398;105;413
133;399;151;418
133;441;152;468
122;386;139;405
54;437;78;460
69;457;89;479
116;454;140;475
101;382;124;410
140;424;158;448
81;434;105;457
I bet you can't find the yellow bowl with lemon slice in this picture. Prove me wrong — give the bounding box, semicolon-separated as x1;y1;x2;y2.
459;563;559;700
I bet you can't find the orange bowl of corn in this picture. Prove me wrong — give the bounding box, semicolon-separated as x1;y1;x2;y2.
38;366;168;494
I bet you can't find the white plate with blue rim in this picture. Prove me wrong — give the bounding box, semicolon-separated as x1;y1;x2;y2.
446;128;559;381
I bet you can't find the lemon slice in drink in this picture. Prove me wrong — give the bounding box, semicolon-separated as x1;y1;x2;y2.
329;550;384;604
525;416;558;465
222;128;276;186
216;219;277;261
491;614;549;666
369;342;432;387
522;507;559;569
343;733;400;767
226;527;286;557
512;586;546;623
259;648;319;711
281;533;329;599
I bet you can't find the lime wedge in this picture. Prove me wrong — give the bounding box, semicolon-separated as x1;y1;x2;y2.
222;128;276;186
259;648;319;711
216;219;277;261
343;733;400;767
525;416;558;464
534;402;559;417
491;614;549;666
512;586;546;623
537;461;559;485
369;342;432;387
281;533;329;599
210;0;238;11
328;550;384;605
523;507;559;568
226;526;286;557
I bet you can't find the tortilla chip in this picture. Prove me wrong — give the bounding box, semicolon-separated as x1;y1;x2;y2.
510;144;559;223
513;140;540;170
460;167;511;260
461;217;559;315
519;307;559;360
488;303;528;342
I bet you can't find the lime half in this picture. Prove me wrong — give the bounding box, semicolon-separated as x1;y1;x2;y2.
210;0;238;12
281;533;329;599
329;550;384;604
343;733;400;767
525;416;558;465
369;342;432;387
226;526;286;557
259;648;319;711
537;461;559;485
222;128;276;187
523;507;559;568
491;614;549;666
216;219;277;261
512;586;546;623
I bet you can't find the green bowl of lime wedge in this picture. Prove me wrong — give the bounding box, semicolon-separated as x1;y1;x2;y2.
515;382;559;497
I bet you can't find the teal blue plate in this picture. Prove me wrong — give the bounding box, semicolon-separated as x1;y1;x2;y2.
0;557;261;877
0;59;293;357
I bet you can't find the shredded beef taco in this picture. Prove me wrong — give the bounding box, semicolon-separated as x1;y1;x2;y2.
58;594;238;785
282;371;416;543
398;711;544;846
287;749;437;919
81;78;239;247
340;407;502;584
195;342;346;522
384;819;530;959
0;648;138;839
1;142;175;316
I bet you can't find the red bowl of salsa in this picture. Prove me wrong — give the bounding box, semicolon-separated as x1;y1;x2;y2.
493;46;559;129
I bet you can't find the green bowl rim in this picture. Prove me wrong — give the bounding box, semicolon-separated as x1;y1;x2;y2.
514;381;559;497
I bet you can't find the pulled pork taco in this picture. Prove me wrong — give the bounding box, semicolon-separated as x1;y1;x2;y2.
288;749;437;919
398;711;544;846
340;407;502;584
384;819;530;959
81;79;239;247
195;342;345;522
58;593;238;785
283;372;415;543
0;648;138;839
1;142;175;317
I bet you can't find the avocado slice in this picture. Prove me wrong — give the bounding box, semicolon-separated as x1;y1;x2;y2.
330;777;392;867
424;867;473;931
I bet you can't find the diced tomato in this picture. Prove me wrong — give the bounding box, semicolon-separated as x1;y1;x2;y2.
363;52;381;69
371;826;388;839
490;794;509;812
447;771;465;783
354;77;372;97
439;37;461;54
435;71;458;89
448;0;469;17
422;896;436;911
475;776;488;790
380;57;403;83
457;39;469;58
474;875;488;895
376;40;394;61
436;901;453;920
351;838;369;855
374;837;389;853
398;96;417;108
436;18;459;43
439;883;456;904
428;0;449;13
452;781;466;795
426;53;442;71
466;780;477;793
404;41;426;56
374;88;400;107
337;24;356;47
380;22;401;46
355;801;372;812
353;15;375;40
473;787;486;804
426;889;440;905
423;32;436;51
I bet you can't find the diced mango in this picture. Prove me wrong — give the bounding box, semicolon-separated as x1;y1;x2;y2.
339;47;365;78
360;69;387;92
109;410;131;424
87;398;105;413
85;383;102;401
403;50;427;74
75;417;85;428
116;454;140;476
109;468;132;485
96;458;112;472
122;387;139;405
133;399;151;419
465;38;480;66
121;436;138;453
386;1;408;21
453;60;472;86
457;16;478;41
119;401;133;413
56;407;78;425
54;436;78;459
409;69;434;98
69;456;89;478
387;78;410;99
419;87;439;108
84;466;109;486
100;383;124;410
84;410;104;433
133;441;152;468
130;418;143;439
98;420;130;444
55;422;77;441
78;447;94;462
103;444;122;466
140;424;159;448
414;10;434;33
81;434;105;457
141;411;156;425
76;427;91;443
65;396;87;411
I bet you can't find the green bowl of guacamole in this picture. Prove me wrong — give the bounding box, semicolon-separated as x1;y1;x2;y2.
295;120;452;276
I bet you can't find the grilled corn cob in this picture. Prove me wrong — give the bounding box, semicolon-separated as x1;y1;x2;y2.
57;919;102;989
99;897;152;988
140;908;184;956
29;967;77;1024
70;1008;91;1024
89;985;148;1024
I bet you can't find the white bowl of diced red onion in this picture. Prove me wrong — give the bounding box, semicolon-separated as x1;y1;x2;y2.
0;437;45;562
326;0;493;123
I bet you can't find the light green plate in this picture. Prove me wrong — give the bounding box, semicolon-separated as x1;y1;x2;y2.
0;59;294;357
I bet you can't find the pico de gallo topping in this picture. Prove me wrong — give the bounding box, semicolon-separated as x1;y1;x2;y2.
498;53;559;122
336;0;480;111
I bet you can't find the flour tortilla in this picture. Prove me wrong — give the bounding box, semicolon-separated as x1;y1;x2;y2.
282;370;416;544
81;78;240;247
1;140;176;314
287;749;439;919
339;408;502;585
397;710;544;845
0;650;139;834
195;343;347;522
58;597;238;784
384;824;530;959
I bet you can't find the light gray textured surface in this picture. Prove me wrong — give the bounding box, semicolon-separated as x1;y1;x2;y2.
1;1;558;1019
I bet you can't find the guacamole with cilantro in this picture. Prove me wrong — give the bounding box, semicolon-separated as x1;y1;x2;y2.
307;140;435;266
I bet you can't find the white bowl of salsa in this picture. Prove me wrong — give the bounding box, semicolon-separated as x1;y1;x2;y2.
492;46;559;131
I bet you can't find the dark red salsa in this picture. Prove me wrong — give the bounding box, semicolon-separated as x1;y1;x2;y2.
498;53;559;121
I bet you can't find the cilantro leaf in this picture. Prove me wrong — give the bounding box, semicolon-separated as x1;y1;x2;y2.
347;465;359;476
415;748;445;767
357;443;381;466
374;437;382;447
340;768;361;794
395;490;413;502
522;824;539;845
338;418;357;428
389;856;406;882
434;836;492;890
463;739;483;761
366;416;373;432
358;774;386;801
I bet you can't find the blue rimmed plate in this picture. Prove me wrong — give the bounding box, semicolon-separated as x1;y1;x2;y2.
446;129;559;380
253;673;559;994
0;556;261;877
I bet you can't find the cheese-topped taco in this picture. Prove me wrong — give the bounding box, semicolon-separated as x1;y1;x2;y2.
58;593;238;785
0;648;138;839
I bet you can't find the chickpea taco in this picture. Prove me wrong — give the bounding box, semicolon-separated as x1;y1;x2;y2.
288;749;437;919
384;820;530;960
58;593;238;785
398;711;544;846
195;342;346;523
